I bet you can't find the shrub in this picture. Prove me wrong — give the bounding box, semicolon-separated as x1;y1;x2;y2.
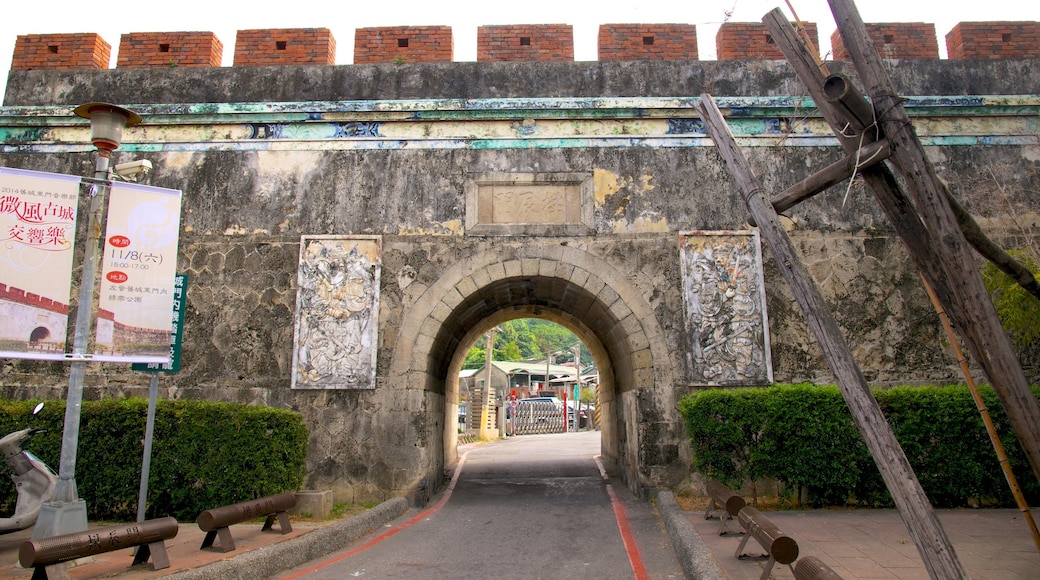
680;384;1040;507
0;399;307;522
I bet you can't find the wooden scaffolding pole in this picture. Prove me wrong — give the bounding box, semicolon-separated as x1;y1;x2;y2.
697;93;968;578
825;0;1040;487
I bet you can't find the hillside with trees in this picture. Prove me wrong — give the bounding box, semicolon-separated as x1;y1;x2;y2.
462;319;590;369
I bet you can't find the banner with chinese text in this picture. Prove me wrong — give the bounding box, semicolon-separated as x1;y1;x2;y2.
94;182;183;363
0;167;81;360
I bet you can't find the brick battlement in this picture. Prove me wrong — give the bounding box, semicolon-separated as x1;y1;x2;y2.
717;21;819;60
8;21;1040;71
233;28;336;67
354;26;453;64
117;32;223;68
0;283;69;315
832;23;939;60
946;21;1040;59
598;24;698;61
11;33;111;70
477;24;573;62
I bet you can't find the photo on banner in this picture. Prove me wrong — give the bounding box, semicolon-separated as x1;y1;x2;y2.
94;181;183;363
0;167;81;360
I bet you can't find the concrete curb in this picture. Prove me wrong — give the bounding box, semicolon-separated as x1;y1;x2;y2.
164;497;410;580
657;491;725;580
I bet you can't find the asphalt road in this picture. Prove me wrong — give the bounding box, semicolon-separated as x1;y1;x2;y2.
276;431;683;579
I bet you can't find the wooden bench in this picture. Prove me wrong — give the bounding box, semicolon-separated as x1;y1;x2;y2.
196;491;296;553
794;555;846;579
704;480;747;535
735;506;800;580
19;516;178;580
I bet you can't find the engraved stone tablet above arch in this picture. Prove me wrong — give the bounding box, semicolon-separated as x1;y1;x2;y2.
465;172;594;236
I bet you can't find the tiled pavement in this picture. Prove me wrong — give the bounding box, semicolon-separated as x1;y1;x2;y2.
689;507;1040;579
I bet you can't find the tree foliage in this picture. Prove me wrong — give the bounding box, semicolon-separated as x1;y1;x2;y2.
461;319;589;369
980;250;1040;347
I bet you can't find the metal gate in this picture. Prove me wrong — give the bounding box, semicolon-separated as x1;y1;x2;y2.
511;400;565;435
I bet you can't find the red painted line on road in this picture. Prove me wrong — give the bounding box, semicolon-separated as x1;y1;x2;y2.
278;450;471;580
597;456;649;580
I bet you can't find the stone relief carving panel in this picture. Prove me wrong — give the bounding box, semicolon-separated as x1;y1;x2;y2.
292;236;381;389
680;231;773;386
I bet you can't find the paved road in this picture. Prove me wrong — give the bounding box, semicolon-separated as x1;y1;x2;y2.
276;432;683;579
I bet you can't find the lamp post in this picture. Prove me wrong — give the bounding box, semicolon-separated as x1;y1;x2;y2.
34;103;141;538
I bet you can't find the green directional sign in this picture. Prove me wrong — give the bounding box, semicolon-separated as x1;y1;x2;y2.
133;274;187;373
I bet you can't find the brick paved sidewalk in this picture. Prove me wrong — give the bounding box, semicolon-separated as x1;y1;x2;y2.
689;508;1040;579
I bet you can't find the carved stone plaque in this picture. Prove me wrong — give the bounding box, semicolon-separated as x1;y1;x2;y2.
680;231;773;386
465;173;593;235
291;236;381;389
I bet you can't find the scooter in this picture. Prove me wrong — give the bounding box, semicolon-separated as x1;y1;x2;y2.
0;403;57;533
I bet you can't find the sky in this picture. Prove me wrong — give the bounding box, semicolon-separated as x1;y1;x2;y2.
2;0;1039;103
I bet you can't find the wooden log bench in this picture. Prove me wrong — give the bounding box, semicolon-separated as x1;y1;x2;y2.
794;555;846;580
734;506;800;580
19;516;178;580
196;491;296;553
704;480;747;535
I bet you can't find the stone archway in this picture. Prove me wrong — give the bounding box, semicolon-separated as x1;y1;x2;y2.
388;240;682;496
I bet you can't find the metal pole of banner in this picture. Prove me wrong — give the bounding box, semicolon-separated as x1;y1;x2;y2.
35;103;141;538
137;372;160;522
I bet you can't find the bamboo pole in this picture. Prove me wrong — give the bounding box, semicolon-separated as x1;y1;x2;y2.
697;93;968;579
921;275;1040;553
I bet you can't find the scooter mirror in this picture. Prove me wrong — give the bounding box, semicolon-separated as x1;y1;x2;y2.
32;402;44;415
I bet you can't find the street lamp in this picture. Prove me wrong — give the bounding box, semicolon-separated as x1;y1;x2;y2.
34;103;141;538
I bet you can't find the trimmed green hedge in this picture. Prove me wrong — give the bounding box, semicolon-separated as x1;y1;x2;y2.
0;399;307;521
679;383;1040;507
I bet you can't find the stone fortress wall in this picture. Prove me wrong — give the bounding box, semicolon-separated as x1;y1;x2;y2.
2;18;1039;504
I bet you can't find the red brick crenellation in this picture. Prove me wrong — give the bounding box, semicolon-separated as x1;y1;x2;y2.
11;33;111;71
354;26;453;64
831;23;939;60
233;28;336;67
477;24;574;62
598;24;698;61
0;283;69;315
117;32;223;68
716;22;819;61
946;21;1040;59
9;21;1040;71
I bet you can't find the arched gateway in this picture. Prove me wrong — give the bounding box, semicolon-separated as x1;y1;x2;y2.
389;241;677;494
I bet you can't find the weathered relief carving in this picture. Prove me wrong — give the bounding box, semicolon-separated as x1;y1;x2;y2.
465;173;593;235
680;231;773;386
291;236;381;389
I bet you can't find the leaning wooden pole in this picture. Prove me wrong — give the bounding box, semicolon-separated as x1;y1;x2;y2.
697;93;968;579
826;0;1040;488
764;6;1040;557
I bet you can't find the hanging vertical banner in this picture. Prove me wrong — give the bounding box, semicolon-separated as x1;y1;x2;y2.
0;167;82;361
94;181;182;363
